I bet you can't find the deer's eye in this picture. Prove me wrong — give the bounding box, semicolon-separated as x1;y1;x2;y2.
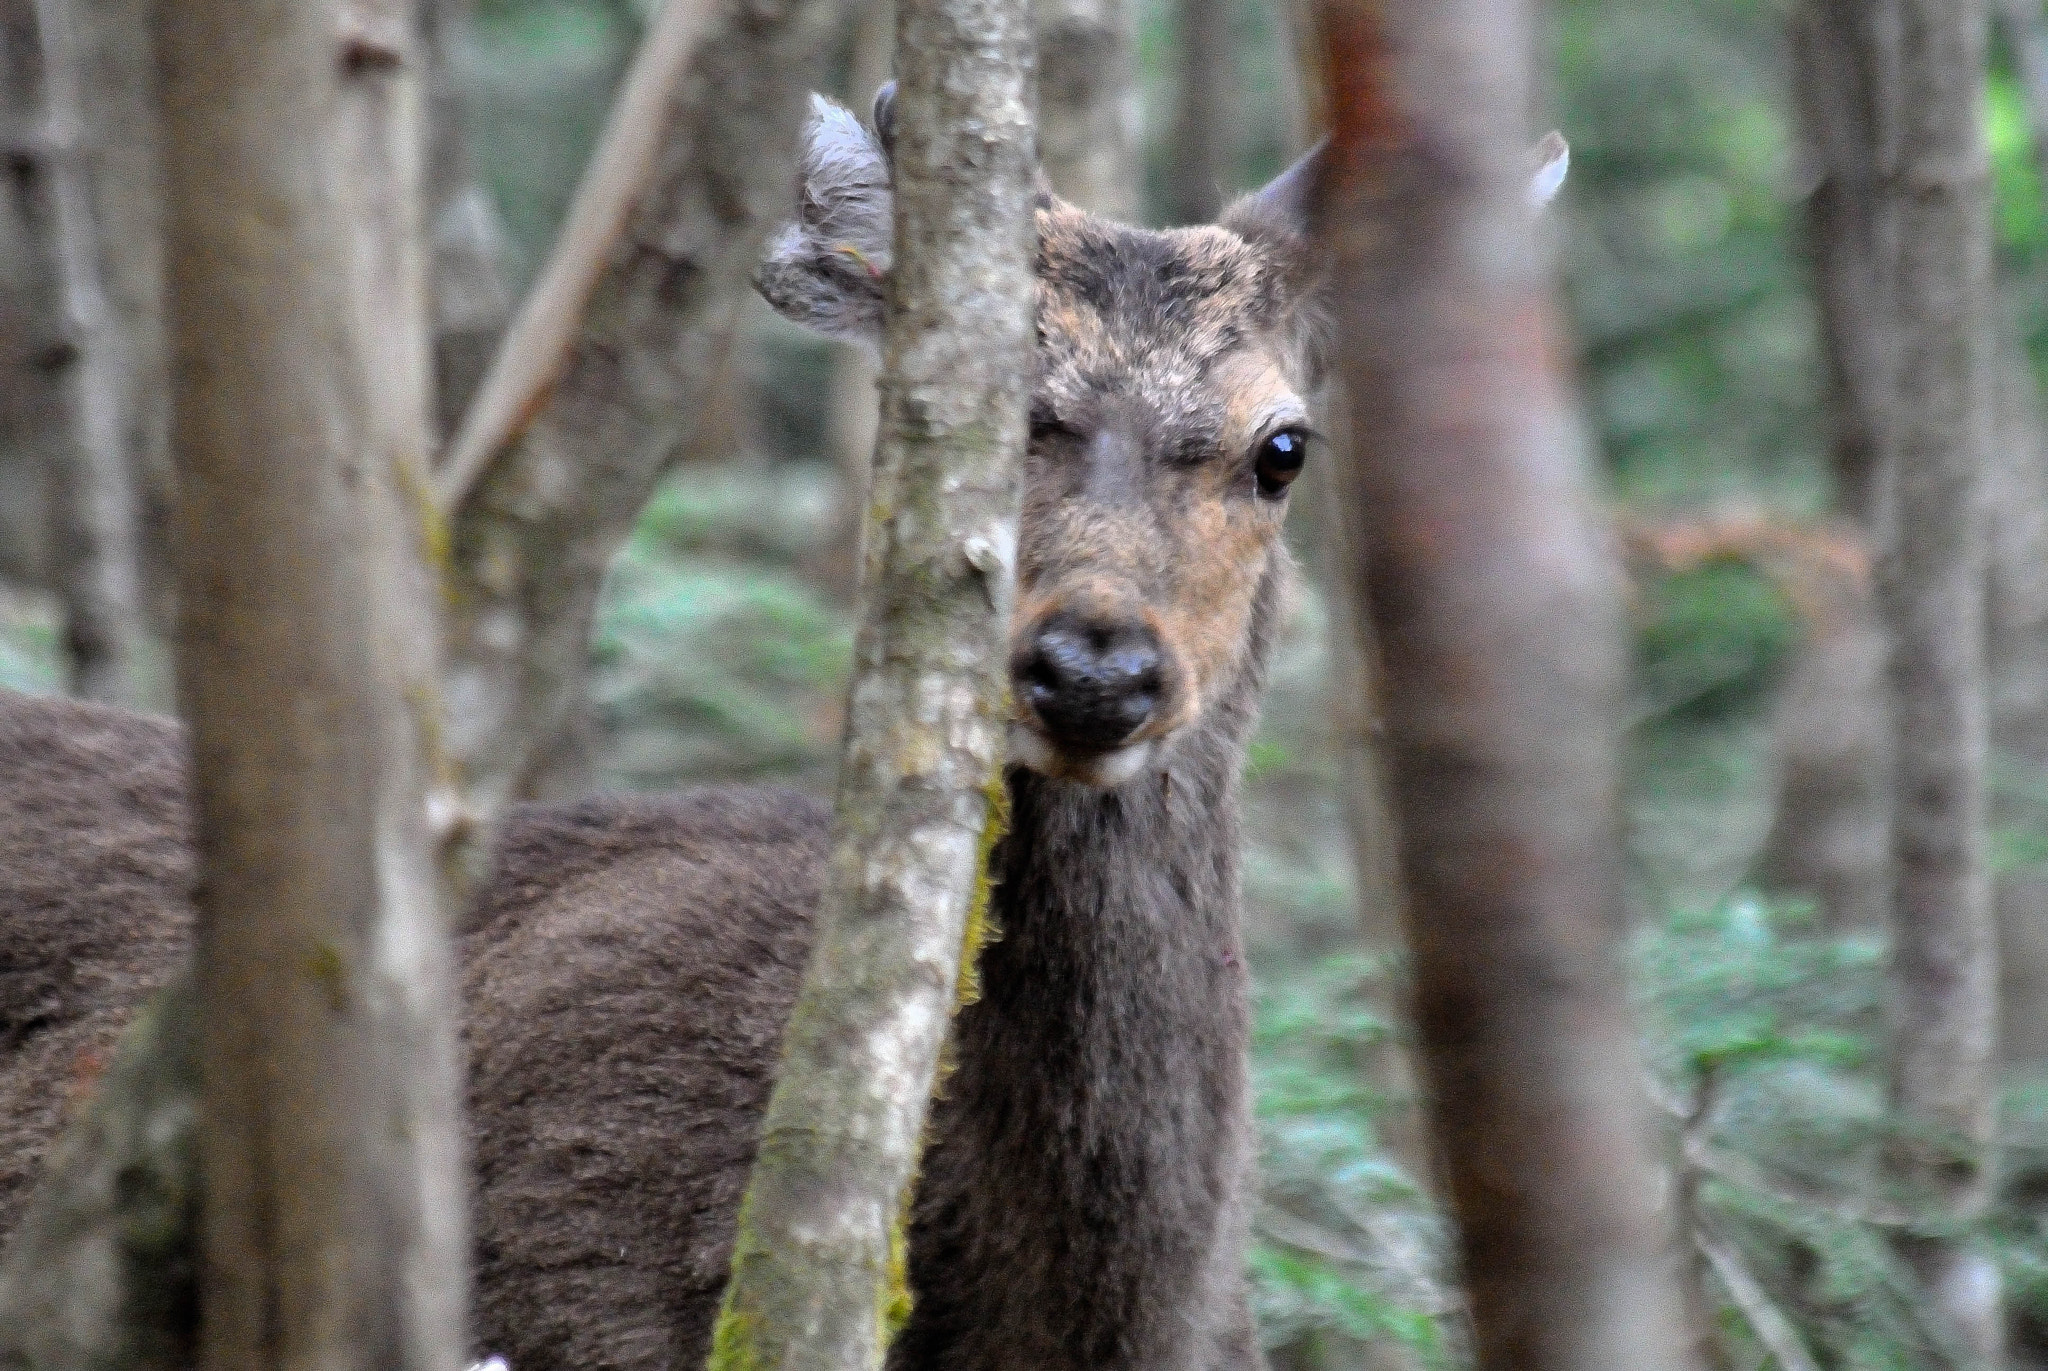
1254;428;1308;498
1030;404;1080;443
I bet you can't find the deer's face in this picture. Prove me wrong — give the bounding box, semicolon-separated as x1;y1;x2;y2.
760;91;1563;787
757;92;1322;788
1005;207;1313;784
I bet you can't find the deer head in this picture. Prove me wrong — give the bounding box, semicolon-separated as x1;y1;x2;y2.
758;89;1566;788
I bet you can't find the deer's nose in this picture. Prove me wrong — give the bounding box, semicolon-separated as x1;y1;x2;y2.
1016;614;1164;753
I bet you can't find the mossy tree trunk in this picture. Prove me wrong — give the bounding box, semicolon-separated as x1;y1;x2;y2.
1313;0;1699;1366
157;0;469;1365
1881;0;2004;1359
705;3;1037;1364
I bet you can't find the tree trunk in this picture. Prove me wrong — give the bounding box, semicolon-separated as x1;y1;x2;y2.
1313;0;1698;1365
1759;0;1900;933
1989;327;2048;1067
433;0;840;835
1036;0;1137;218
1166;0;1233;224
705;11;1037;1367
1882;0;2004;1358
0;0;153;706
157;0;468;1364
422;0;516;439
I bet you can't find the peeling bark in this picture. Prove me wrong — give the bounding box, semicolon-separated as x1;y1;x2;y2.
705;7;1036;1365
435;0;839;832
157;0;467;1363
1881;1;2003;1357
1313;0;1698;1365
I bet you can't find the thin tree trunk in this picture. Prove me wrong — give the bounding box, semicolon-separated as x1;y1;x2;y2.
0;0;151;706
705;8;1037;1365
1757;0;1900;932
1166;0;1232;224
433;0;839;833
157;0;467;1364
1036;0;1137;218
1314;0;1698;1365
1882;0;2004;1358
1989;328;2048;1067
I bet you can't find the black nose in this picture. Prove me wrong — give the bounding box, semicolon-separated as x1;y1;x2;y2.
1016;614;1164;753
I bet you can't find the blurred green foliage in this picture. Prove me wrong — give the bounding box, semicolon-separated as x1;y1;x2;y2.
5;0;2048;1362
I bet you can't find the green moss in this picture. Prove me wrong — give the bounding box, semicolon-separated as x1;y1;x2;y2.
704;1297;758;1371
303;941;348;1014
397;457;452;583
880;1184;915;1346
954;764;1010;1012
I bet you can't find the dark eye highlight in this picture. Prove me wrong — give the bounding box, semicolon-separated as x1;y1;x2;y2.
1253;427;1308;498
1029;403;1079;443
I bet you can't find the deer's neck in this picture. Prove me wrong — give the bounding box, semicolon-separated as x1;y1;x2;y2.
895;573;1279;1370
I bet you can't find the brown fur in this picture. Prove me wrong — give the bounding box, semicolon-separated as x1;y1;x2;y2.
1;101;1322;1371
0;693;192;1236
1014;204;1308;746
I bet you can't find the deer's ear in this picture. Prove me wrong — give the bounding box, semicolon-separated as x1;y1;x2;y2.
1224;129;1569;242
1220;139;1324;249
754;92;894;346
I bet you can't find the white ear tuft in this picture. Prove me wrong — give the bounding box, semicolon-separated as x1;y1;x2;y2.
1527;131;1569;211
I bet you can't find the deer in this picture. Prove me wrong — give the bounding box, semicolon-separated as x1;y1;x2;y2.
0;90;1567;1370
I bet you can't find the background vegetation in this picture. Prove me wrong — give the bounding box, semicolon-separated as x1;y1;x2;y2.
6;0;2047;1363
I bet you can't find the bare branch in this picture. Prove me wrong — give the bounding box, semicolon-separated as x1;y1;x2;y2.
432;0;719;515
1694;1225;1824;1371
435;0;841;831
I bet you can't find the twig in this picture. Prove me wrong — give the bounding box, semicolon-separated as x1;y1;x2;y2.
433;0;717;515
1695;1223;1823;1371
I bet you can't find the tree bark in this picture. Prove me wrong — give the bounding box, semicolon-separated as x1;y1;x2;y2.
433;0;840;835
157;0;468;1364
1166;0;1233;224
705;12;1037;1368
1313;0;1698;1366
1988;327;2048;1066
423;0;516;439
1755;0;1901;933
1882;0;2004;1358
1035;0;1137;218
0;0;153;706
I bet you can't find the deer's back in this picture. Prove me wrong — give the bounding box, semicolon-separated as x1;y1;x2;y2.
463;787;829;1370
0;691;831;1368
0;693;193;1236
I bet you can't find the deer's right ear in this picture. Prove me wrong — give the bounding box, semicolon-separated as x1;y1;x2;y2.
754;93;895;347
